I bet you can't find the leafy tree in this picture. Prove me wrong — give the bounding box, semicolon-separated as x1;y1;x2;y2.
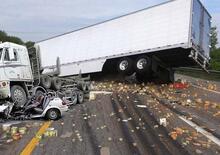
210;26;218;51
25;41;35;49
7;36;24;45
210;48;220;71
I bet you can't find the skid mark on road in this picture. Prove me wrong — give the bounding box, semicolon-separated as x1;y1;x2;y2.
20;121;52;155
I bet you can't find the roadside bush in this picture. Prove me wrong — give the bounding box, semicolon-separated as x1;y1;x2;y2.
210;48;220;71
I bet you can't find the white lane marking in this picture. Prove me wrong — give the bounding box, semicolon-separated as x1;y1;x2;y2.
136;105;147;108
179;116;220;146
192;84;220;95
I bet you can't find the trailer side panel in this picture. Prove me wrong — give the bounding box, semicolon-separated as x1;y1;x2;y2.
37;0;192;74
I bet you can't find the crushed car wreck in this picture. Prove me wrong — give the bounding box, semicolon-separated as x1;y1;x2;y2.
0;93;68;121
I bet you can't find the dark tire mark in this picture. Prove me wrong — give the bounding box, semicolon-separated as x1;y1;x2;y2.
111;95;141;155
81;105;100;155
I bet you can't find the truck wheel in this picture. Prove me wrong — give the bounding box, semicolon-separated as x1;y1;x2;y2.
40;76;51;89
11;85;27;107
46;109;60;120
135;56;151;73
71;91;78;105
77;91;84;104
51;77;62;90
117;57;134;75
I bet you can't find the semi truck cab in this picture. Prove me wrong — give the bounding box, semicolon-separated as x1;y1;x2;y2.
0;42;33;105
0;42;90;107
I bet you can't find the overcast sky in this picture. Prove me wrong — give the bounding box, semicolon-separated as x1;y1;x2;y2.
0;0;219;46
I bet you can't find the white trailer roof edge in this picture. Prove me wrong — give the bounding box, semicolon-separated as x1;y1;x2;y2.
36;0;210;44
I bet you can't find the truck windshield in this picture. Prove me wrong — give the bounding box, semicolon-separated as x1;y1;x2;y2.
0;48;2;60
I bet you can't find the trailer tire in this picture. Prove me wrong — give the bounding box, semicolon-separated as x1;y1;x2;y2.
135;56;152;73
71;91;78;105
40;76;51;89
46;108;60;120
117;57;134;75
11;85;27;107
51;77;62;90
77;91;84;104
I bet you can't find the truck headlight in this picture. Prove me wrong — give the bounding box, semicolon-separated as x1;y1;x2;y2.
0;81;9;88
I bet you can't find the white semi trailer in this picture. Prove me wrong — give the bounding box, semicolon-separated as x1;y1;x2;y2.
36;0;211;82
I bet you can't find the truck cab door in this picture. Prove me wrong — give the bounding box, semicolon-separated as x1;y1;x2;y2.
3;47;23;80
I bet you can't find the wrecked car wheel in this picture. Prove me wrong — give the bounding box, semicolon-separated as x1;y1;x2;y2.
46;109;60;120
11;85;27;107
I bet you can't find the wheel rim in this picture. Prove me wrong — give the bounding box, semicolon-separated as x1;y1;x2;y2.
137;58;147;70
50;110;57;119
14;89;24;103
119;60;129;71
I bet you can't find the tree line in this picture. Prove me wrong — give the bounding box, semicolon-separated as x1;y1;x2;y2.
0;30;34;48
210;26;220;71
0;28;220;70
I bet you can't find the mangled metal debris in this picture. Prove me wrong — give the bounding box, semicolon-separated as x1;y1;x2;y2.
0;93;68;121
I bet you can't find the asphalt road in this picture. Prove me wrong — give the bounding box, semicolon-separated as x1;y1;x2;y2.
0;74;220;155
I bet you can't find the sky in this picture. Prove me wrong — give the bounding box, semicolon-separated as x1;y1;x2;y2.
0;0;219;46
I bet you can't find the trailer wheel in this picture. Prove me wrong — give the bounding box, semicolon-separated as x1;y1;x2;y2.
11;85;27;107
117;57;134;75
51;77;62;90
40;76;51;89
71;91;78;105
46;108;60;120
135;56;151;73
77;91;84;104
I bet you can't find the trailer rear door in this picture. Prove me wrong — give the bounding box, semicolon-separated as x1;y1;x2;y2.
191;0;211;58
